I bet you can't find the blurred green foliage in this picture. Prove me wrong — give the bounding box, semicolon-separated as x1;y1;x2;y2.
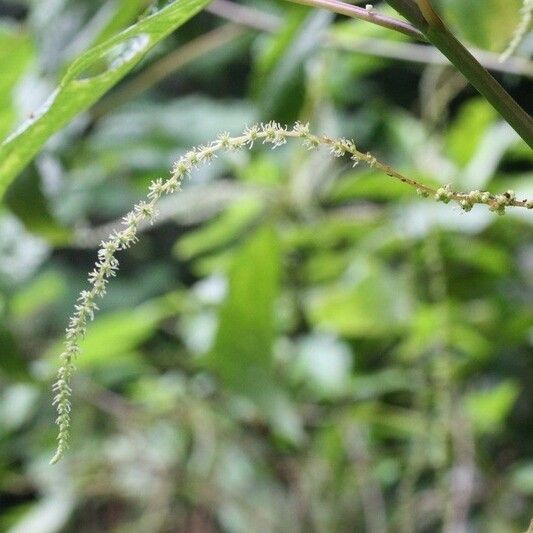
0;0;532;531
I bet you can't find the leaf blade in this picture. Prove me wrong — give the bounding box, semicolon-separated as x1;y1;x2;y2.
0;0;210;198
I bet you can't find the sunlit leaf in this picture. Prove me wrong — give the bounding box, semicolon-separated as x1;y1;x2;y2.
0;26;33;141
465;380;520;433
206;225;280;396
0;0;210;198
442;0;522;50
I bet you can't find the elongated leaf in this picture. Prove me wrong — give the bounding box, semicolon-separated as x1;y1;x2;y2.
207;226;280;397
0;26;33;141
175;198;263;260
5;171;72;245
205;225;303;443
0;0;210;198
252;8;331;121
94;0;150;46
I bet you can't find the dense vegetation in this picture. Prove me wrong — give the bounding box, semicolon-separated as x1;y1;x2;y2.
0;0;532;531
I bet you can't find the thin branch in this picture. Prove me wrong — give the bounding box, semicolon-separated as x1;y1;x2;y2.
327;36;533;77
207;0;533;77
95;0;533;117
285;0;425;40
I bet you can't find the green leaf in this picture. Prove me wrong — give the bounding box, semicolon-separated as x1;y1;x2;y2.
307;262;411;338
11;271;66;321
327;169;416;202
0;327;31;381
0;26;33;141
442;0;522;51
349;368;418;399
205;225;303;443
0;0;210;198
5;172;72;245
206;225;280;396
301;249;352;283
444;237;511;276
327;10;410;94
351;403;426;437
252;8;331;121
76;310;157;368
93;0;150;46
174;198;263;260
465;380;520;434
45;308;160;370
446;98;498;167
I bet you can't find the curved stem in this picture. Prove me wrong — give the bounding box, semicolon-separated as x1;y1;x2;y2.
50;121;531;462
206;0;533;77
285;0;425;40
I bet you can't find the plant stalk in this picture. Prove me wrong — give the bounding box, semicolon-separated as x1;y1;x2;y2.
285;0;425;40
385;0;533;148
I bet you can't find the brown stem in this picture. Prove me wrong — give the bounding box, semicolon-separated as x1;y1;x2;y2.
286;0;425;40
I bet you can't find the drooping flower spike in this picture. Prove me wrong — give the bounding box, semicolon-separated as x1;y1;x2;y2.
50;122;532;464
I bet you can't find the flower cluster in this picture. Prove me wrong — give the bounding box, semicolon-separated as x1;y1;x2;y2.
434;186;531;215
435;184;454;204
50;121;532;463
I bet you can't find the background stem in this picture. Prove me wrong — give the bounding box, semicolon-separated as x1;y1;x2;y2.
385;0;533;148
286;0;425;40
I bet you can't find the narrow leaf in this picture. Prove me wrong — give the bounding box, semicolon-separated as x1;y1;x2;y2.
0;0;210;198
